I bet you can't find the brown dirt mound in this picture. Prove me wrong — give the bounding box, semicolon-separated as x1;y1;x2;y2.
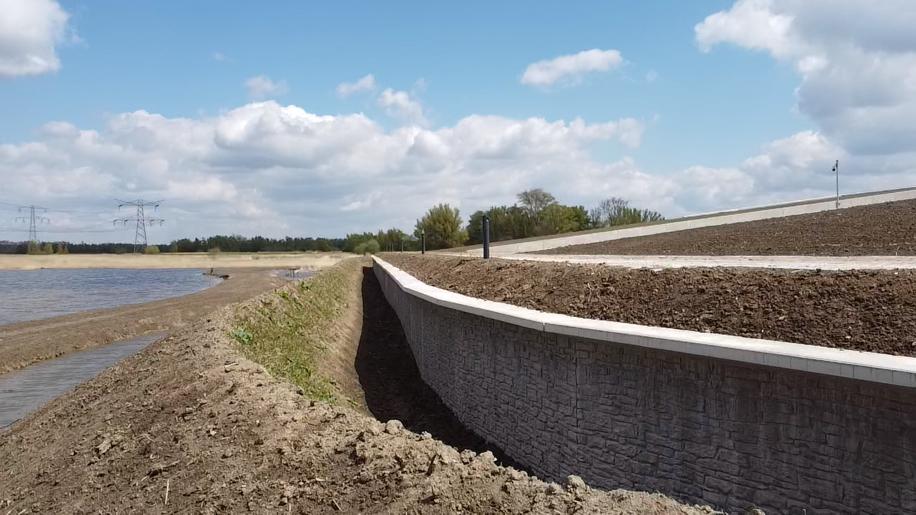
383;254;916;356
540;199;916;256
0;264;711;513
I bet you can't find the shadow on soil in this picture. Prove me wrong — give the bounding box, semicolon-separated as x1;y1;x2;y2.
355;266;521;468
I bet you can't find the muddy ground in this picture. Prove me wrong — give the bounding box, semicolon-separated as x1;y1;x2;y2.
384;254;916;356
541;199;916;256
0;260;710;514
0;269;288;375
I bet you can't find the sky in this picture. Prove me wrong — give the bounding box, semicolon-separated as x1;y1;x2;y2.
1;0;915;243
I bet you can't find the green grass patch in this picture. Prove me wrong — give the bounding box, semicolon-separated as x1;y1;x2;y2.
230;258;363;404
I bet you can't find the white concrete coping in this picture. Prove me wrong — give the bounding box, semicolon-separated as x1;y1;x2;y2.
374;256;916;388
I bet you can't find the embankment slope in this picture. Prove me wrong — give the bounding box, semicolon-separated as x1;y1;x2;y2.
0;259;709;513
542;198;916;256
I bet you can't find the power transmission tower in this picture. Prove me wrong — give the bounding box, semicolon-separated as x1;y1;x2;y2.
15;205;50;244
113;200;165;253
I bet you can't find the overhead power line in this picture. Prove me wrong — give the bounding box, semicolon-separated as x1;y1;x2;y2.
14;205;50;244
113;199;165;253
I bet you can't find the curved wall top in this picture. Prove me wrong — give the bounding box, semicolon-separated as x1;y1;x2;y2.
374;256;916;388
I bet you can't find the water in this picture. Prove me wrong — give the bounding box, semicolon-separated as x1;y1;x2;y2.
0;268;219;326
0;332;165;430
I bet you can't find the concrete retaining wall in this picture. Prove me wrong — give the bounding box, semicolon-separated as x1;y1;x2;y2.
373;257;916;513
453;186;916;256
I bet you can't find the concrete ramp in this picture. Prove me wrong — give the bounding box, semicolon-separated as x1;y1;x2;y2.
449;186;916;257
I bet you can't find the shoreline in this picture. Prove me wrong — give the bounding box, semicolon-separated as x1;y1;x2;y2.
0;263;340;376
0;251;348;271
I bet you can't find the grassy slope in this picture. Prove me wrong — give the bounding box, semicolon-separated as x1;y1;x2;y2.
229;256;364;404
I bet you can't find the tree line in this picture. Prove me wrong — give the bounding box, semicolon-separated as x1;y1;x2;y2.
413;189;664;250
0;189;663;255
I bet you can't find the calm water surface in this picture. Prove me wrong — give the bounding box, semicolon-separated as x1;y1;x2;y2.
0;332;165;429
0;268;219;326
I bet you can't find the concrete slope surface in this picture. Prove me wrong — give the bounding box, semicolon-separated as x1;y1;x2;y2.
449;187;916;256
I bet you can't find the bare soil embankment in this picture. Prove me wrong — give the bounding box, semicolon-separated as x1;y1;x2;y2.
384;254;916;356
541;199;916;256
0;259;710;513
0;269;286;375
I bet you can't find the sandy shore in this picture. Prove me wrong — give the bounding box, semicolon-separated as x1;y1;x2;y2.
0;258;348;375
0;251;348;270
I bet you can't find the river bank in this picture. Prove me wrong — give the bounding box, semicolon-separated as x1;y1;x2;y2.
0;268;286;375
0;251;347;271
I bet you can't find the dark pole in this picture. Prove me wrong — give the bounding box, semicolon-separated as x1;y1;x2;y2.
482;215;491;259
834;159;840;209
421;231;426;254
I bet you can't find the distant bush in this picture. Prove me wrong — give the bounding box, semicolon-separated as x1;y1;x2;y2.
414;204;467;250
354;239;381;255
589;197;664;228
144;245;161;255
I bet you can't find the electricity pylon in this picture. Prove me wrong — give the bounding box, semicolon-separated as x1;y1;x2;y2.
114;200;165;253
15;205;50;244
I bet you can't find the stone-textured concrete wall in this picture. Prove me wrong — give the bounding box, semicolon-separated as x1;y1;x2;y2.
374;261;916;514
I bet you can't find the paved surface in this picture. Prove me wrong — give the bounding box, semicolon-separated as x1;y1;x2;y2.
448;187;916;256
497;253;916;270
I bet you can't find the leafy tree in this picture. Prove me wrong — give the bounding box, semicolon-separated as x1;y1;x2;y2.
537;204;589;235
466;205;535;244
41;242;54;254
414;204;467;250
55;242;69;254
354;239;381;255
517;188;557;220
144;245;161;254
590;197;664;227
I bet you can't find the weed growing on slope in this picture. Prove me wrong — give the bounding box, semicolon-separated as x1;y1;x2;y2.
230;258;363;404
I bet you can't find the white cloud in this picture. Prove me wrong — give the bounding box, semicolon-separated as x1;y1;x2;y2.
671;130;855;213
336;74;376;97
696;0;916;156
3;98;910;244
521;49;623;87
0;102;660;242
244;75;288;100
377;88;427;126
0;0;70;77
696;0;797;58
212;51;228;62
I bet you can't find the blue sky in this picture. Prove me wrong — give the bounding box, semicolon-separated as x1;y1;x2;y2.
2;0;915;242
4;1;805;169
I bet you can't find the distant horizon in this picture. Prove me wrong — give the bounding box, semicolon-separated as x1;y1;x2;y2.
3;1;916;243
